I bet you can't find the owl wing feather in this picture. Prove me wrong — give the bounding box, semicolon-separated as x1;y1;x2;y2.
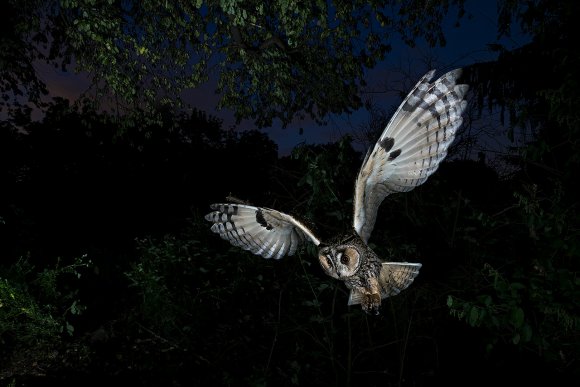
348;262;422;305
353;69;469;243
205;203;320;259
377;262;422;297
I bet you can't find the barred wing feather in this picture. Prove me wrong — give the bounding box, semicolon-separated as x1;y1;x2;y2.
205;203;320;259
353;69;469;243
378;262;422;298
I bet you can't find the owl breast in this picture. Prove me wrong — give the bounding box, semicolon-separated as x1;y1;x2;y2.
343;249;382;289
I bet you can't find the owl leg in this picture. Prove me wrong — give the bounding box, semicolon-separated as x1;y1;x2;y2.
361;277;382;315
347;287;381;314
361;293;382;315
347;278;383;314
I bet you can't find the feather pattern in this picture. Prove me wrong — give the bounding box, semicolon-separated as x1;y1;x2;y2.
347;262;422;305
353;69;468;243
205;203;320;259
378;262;422;297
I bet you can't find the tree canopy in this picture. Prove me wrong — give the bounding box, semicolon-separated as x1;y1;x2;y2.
2;0;466;127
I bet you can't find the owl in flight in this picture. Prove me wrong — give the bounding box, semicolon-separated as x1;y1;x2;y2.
205;69;468;314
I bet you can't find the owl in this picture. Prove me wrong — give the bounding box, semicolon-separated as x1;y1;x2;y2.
205;69;468;314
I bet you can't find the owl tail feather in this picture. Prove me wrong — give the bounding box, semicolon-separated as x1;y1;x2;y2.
347;289;366;306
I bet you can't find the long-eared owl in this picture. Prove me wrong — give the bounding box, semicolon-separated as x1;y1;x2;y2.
205;69;469;314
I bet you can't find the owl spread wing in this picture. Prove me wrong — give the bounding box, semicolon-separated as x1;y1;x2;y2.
205;203;320;259
353;69;469;243
348;262;422;305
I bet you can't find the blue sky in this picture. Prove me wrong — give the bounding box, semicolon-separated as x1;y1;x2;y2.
182;0;529;156
36;0;529;156
257;0;528;156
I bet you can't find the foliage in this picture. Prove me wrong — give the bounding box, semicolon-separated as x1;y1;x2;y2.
289;136;359;233
0;254;91;378
447;260;579;353
0;1;50;110
123;219;322;384
2;97;578;383
446;180;580;369
448;0;580;373
0;259;60;349
125;233;203;337
122;214;434;386
2;0;466;127
0;99;278;262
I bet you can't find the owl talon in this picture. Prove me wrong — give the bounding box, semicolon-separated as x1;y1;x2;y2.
362;293;381;315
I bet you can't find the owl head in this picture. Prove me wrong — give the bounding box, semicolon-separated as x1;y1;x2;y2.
318;243;362;279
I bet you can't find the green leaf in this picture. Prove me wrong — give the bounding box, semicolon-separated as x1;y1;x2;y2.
510;282;525;291
66;321;75;336
521;323;533;342
468;306;479;326
510;307;525;328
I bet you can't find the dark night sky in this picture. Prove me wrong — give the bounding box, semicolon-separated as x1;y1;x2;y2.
34;0;529;156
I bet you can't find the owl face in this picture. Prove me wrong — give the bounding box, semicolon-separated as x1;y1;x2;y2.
318;245;361;279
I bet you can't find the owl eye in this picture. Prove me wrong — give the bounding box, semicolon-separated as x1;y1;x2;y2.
340;253;349;265
343;247;360;266
325;256;333;267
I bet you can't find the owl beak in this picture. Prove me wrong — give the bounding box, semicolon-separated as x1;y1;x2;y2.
336;265;348;278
